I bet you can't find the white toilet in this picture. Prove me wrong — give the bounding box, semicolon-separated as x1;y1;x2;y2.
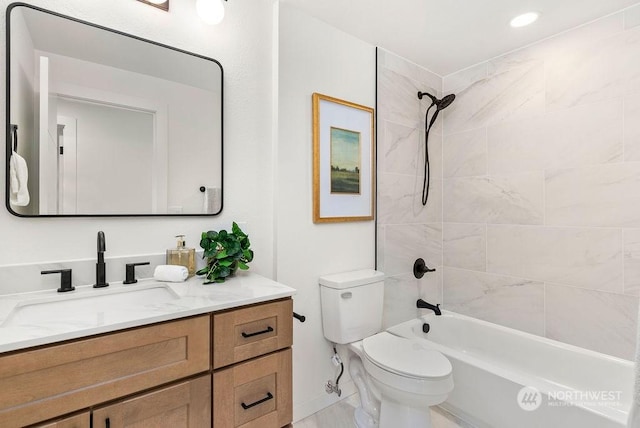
319;269;453;428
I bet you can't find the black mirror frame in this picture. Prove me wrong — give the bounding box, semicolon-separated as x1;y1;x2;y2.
5;2;224;217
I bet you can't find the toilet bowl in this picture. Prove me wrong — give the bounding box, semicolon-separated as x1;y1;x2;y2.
319;269;454;428
344;332;453;428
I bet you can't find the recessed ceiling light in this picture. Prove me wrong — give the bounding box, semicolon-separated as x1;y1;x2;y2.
510;12;539;28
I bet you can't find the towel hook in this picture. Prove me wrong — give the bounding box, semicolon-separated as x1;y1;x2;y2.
10;124;18;152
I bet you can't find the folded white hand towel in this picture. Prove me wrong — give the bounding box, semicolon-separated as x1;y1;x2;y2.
154;264;189;282
629;306;640;427
10;151;29;207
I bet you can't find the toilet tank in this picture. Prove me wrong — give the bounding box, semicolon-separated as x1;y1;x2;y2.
319;269;385;344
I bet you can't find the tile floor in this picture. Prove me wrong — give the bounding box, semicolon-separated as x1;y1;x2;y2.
293;393;475;428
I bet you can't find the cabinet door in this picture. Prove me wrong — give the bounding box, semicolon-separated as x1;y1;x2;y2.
0;315;210;427
214;348;292;428
33;412;90;428
92;375;210;428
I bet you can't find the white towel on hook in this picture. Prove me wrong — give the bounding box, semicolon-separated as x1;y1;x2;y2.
629;304;640;427
202;187;221;214
9;150;29;206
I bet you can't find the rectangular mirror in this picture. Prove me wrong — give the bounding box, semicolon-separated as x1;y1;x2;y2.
6;3;223;216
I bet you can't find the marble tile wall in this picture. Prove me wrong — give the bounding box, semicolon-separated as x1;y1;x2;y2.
376;49;444;329
378;11;640;360
439;9;640;360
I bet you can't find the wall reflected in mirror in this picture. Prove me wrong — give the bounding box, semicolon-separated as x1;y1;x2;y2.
7;3;223;216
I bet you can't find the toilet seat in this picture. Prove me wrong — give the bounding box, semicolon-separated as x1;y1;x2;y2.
362;332;452;380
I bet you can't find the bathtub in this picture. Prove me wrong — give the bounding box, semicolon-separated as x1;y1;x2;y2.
386;311;634;428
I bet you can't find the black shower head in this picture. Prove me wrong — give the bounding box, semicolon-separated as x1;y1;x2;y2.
417;91;456;110
438;94;455;110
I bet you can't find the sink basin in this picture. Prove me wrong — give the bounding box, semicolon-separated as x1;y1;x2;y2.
2;284;180;328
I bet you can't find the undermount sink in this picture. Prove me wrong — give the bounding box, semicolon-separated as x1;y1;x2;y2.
2;284;180;328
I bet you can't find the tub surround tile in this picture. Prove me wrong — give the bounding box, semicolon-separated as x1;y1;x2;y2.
443;128;487;178
382;274;421;329
378;173;442;224
626;4;640;30
443;267;545;335
443;63;545;135
487;99;623;175
376;14;640;387
487;225;623;292
443;172;544;225
443;62;487;94
380;120;443;180
383;224;442;276
624;94;640;161
380;121;421;175
418;269;443;306
545;162;640;227
378;48;442;91
625;229;640;296
443;223;486;271
383;272;442;328
545;24;640;111
378;68;434;129
545;284;639;360
489;14;623;77
376;224;386;272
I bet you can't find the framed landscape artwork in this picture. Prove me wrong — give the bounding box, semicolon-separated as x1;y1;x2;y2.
312;93;375;223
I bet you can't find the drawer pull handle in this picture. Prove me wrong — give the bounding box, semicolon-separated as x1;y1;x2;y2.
241;392;274;410
241;326;274;338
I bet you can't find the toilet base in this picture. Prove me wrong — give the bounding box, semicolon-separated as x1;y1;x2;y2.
379;398;432;428
354;406;378;428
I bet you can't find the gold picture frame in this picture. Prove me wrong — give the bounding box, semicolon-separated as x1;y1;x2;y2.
312;93;375;223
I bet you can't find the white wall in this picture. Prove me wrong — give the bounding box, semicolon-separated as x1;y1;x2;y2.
276;3;376;420
0;0;275;278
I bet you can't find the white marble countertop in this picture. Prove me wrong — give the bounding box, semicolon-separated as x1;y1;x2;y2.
0;272;296;354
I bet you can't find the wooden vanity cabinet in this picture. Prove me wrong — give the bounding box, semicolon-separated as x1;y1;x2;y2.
30;412;90;428
212;299;293;427
93;375;211;428
0;315;209;428
0;298;293;428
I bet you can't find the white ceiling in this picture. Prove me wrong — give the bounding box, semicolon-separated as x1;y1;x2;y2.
282;0;640;76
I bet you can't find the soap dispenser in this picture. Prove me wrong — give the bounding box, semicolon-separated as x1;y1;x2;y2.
166;235;195;277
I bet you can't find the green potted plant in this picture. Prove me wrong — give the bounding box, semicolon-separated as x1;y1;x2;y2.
197;222;254;283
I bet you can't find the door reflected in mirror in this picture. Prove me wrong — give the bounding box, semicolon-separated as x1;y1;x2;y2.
7;3;223;216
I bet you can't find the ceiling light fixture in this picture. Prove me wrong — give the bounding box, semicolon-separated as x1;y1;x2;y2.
510;12;539;28
196;0;227;25
137;0;169;12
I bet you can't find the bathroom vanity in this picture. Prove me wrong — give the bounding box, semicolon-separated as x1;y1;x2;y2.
0;273;295;428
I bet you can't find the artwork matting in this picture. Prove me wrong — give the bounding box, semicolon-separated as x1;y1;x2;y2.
312;93;375;223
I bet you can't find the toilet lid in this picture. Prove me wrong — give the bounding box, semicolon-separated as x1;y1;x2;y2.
362;332;452;379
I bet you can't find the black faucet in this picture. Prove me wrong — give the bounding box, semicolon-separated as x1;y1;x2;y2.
42;269;74;293
417;299;441;316
123;262;150;284
93;231;109;288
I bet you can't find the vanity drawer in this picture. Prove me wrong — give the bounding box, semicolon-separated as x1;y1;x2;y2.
213;298;292;368
0;315;210;428
213;348;292;428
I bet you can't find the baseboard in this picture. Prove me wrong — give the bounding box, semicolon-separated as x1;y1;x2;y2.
292;380;358;423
